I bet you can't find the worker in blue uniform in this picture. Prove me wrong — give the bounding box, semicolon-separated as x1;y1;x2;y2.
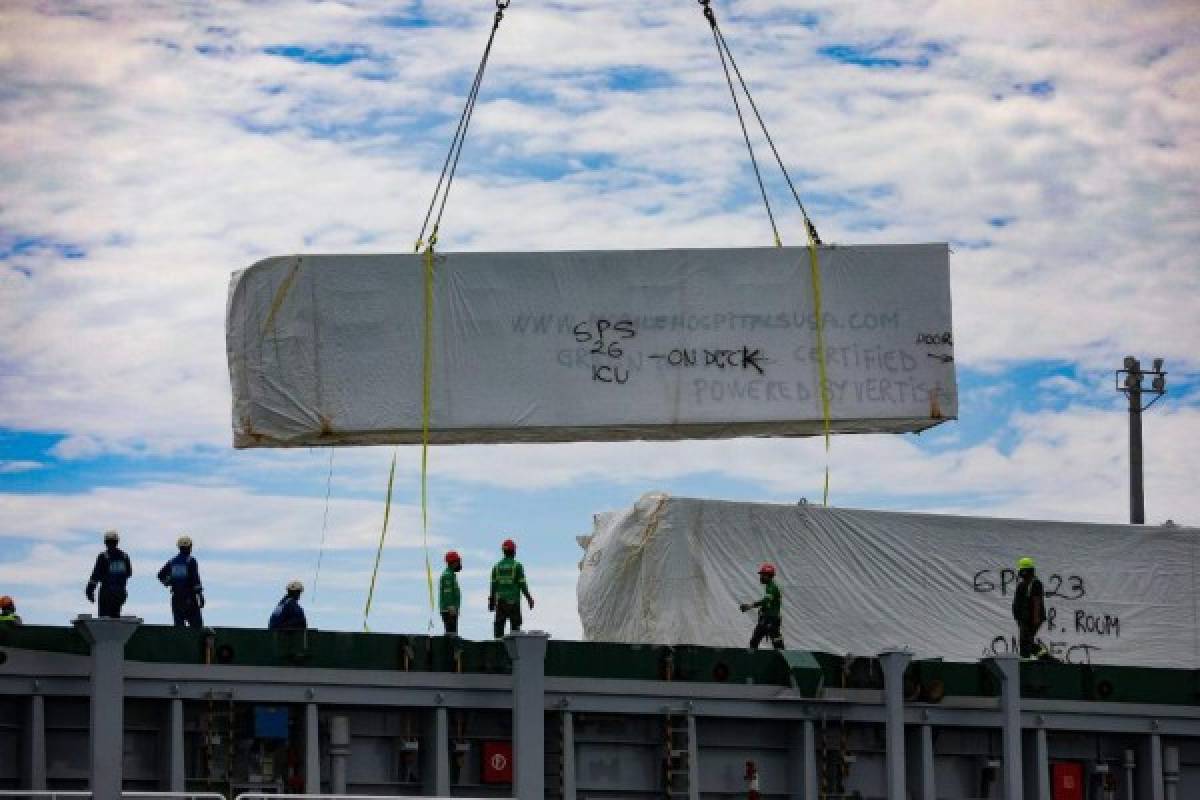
157;535;204;627
86;530;132;618
269;580;307;630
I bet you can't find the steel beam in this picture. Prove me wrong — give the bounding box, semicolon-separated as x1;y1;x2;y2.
787;720;817;800
504;631;549;800
329;715;349;794
1164;745;1180;800
985;655;1022;800
424;707;450;797
73;615;140;800
304;702;320;793
1024;727;1050;800
167;697;185;792
1140;733;1164;800
560;710;576;800
905;723;934;800
25;692;46;789
686;713;700;800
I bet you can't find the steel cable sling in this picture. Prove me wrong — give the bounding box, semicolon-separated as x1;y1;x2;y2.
696;0;834;504
364;0;513;632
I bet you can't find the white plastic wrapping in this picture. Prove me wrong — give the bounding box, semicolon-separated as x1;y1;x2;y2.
577;494;1200;668
227;245;955;447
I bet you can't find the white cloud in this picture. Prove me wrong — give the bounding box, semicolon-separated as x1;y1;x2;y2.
0;480;431;551
0;459;43;473
1036;375;1089;397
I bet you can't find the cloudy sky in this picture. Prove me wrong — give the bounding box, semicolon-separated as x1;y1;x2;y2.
1;0;1197;640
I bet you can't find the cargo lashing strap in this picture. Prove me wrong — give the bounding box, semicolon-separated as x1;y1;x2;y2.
364;0;512;632
698;0;832;503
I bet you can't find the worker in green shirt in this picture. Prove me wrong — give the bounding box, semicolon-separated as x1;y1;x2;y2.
0;595;21;625
440;550;463;635
739;563;784;650
488;538;534;638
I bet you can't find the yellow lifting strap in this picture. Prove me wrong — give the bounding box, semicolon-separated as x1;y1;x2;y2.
360;232;438;632
362;448;398;631
778;229;833;506
419;238;437;615
803;227;833;505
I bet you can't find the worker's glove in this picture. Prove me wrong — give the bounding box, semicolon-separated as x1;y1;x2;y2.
196;592;205;609
527;597;535;610
446;606;458;616
86;585;96;603
160;578;170;588
738;603;751;612
488;597;496;612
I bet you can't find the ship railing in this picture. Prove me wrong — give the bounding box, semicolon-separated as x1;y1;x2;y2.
0;793;226;800
235;794;509;800
0;792;506;800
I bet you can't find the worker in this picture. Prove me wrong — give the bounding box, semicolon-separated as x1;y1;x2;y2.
488;538;533;639
268;580;307;630
0;595;21;625
739;563;784;650
157;535;204;628
440;550;463;635
86;530;132;618
1012;556;1045;658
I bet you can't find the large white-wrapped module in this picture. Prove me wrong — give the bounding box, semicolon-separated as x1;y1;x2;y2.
577;494;1200;668
227;245;955;447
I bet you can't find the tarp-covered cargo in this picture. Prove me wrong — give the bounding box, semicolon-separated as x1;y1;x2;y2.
577;493;1200;668
227;245;955;447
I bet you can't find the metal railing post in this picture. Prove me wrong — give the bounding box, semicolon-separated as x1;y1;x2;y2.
503;631;550;800
984;654;1023;800
73;615;141;800
878;650;912;799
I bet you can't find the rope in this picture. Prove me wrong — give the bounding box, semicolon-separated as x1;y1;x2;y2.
700;1;781;248
311;448;335;604
414;0;511;253
698;0;832;503
708;17;822;245
363;449;398;631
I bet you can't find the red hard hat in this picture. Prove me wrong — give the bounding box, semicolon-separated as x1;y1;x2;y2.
502;538;516;551
445;550;461;564
758;563;776;576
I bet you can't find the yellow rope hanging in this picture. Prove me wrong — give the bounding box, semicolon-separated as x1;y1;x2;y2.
420;236;438;617
804;228;832;505
362;448;398;631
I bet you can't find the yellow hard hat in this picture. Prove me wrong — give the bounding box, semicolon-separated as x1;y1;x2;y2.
286;580;304;593
103;529;119;543
177;535;193;548
1017;556;1036;571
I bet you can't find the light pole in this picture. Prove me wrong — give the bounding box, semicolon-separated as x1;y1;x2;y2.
1115;356;1167;524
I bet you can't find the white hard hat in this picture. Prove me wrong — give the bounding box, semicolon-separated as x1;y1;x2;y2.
177;535;193;548
103;529;120;543
286;580;304;593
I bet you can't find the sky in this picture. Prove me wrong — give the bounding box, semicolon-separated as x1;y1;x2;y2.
1;0;1198;641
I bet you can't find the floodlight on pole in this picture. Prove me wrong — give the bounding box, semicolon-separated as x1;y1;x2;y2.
1115;356;1168;525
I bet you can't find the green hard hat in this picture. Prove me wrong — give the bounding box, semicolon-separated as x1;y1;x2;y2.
1017;556;1035;571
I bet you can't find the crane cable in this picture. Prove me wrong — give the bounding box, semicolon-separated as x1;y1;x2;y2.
364;0;513;632
697;0;833;504
311;448;335;606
